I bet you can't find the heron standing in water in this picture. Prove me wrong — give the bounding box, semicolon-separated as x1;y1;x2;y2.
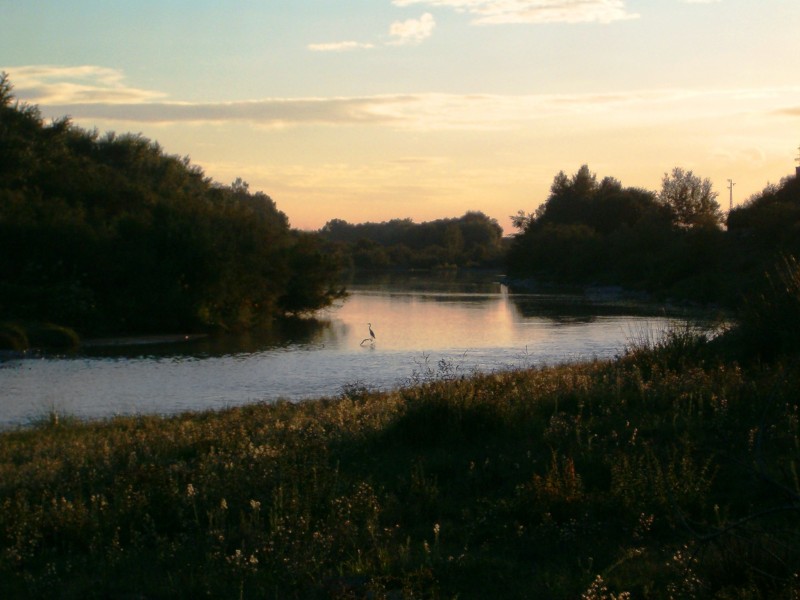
361;323;376;346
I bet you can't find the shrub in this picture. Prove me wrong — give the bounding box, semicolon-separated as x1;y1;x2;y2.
26;322;81;349
0;321;28;351
738;254;800;359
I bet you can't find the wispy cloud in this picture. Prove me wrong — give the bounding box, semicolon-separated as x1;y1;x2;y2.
775;106;800;117
389;12;436;44
41;97;410;127
3;65;166;104
391;0;639;24
6;65;798;132
308;41;376;52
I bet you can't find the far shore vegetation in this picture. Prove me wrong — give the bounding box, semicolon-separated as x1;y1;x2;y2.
2;72;800;598
2;70;800;348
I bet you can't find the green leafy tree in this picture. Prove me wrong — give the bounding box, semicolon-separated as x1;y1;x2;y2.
659;167;722;228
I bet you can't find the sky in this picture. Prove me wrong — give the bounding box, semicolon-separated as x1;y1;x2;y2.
2;0;799;233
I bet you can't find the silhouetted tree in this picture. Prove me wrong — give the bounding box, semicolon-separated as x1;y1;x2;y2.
727;175;800;257
659;167;722;228
0;74;344;334
319;212;504;269
534;165;597;225
507;166;720;298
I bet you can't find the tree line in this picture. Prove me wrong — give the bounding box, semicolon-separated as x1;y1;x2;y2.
0;74;344;336
507;164;800;312
3;67;798;340
318;211;506;270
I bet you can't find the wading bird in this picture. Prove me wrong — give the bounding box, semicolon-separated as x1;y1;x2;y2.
360;323;376;346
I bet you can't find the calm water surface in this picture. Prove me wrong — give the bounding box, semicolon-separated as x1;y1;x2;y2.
0;275;703;428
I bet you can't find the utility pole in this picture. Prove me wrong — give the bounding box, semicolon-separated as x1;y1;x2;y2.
796;145;800;178
727;179;735;212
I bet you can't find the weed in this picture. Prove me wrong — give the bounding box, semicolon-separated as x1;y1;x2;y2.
1;333;799;598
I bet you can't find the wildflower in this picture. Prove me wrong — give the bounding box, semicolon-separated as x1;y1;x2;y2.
186;483;197;498
581;575;631;600
220;498;228;510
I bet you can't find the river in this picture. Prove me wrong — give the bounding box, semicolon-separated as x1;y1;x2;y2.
0;274;707;428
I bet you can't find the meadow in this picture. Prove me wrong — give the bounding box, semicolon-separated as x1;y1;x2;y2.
1;326;799;599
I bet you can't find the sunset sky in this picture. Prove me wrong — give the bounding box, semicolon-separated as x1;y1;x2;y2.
3;0;799;233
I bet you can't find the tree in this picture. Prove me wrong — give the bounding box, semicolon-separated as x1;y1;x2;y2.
318;212;503;269
534;165;598;224
727;175;800;254
0;75;345;333
659;167;722;228
508;166;684;290
0;72;13;106
511;209;532;231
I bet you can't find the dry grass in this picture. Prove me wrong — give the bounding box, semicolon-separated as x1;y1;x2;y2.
1;333;799;598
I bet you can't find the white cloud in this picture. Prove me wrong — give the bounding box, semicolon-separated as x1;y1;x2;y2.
388;12;436;44
391;0;639;25
307;41;376;52
3;65;165;104
307;12;435;52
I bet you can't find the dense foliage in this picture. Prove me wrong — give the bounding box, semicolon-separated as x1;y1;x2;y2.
727;175;800;278
0;74;344;336
507;164;799;307
659;166;723;229
1;327;799;599
319;212;505;270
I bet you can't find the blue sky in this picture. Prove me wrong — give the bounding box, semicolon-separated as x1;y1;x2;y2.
2;0;799;231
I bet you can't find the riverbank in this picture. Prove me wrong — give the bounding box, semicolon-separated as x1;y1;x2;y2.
0;321;81;353
502;275;730;317
1;329;798;599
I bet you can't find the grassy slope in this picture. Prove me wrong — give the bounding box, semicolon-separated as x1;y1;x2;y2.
1;333;799;599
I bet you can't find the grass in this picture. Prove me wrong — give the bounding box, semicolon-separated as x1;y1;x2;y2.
1;331;799;598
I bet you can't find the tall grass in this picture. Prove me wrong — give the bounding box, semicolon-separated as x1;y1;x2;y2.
739;254;800;359
1;329;799;598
